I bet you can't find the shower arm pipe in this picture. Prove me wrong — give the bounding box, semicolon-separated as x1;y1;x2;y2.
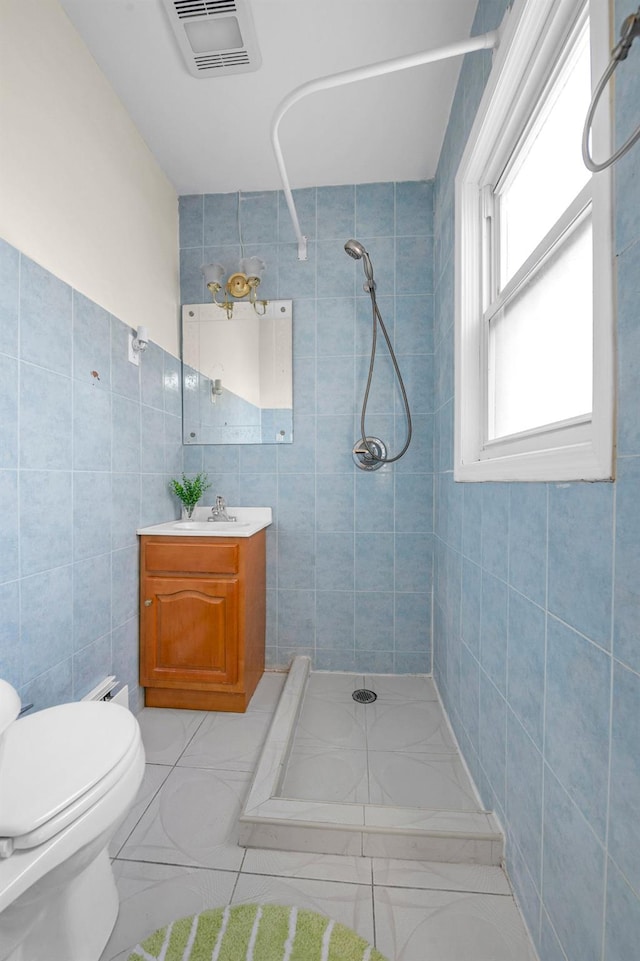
271;30;500;261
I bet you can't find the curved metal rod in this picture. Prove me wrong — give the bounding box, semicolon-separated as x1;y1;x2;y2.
271;31;500;260
583;8;640;172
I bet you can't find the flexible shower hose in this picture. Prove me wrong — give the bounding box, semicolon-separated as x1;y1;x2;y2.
582;6;640;172
359;281;413;463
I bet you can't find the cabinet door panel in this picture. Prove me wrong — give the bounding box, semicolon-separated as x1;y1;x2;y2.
142;577;238;688
157;590;227;672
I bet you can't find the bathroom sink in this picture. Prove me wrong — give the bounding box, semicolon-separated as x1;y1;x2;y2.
137;507;272;538
171;521;250;531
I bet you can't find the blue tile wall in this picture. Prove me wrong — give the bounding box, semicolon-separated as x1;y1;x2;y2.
179;182;435;672
432;1;640;960
0;239;182;712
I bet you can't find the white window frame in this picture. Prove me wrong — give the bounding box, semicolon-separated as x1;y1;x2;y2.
454;0;615;482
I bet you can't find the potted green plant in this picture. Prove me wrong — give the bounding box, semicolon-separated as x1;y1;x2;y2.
169;472;211;520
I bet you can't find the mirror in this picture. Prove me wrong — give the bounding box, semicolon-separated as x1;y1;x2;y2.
182;300;293;445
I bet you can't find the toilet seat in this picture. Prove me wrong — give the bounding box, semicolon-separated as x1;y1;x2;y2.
0;701;140;857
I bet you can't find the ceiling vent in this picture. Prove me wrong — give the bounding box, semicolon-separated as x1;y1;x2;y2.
162;0;262;78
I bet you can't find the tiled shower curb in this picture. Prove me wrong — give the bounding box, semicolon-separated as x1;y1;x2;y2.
239;656;503;864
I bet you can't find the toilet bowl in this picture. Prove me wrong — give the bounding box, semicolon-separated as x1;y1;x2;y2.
0;679;145;961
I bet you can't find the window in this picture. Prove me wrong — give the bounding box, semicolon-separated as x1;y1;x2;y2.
455;0;614;482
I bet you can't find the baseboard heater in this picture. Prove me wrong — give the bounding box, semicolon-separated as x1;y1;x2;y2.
82;676;130;710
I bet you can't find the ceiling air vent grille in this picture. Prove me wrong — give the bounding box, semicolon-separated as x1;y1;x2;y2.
174;1;237;20
162;0;261;78
195;51;251;71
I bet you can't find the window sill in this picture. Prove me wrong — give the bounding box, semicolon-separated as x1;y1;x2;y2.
454;439;614;482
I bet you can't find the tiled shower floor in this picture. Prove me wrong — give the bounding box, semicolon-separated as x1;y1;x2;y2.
281;671;481;811
239;658;503;863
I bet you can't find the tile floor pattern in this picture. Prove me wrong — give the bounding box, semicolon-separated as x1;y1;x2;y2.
101;672;538;961
281;672;481;810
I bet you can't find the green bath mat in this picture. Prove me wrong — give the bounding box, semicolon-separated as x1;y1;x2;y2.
127;903;388;961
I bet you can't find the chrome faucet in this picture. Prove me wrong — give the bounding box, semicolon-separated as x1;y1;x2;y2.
209;495;236;523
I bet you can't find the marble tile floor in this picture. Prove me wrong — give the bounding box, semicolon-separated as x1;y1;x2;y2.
100;672;538;961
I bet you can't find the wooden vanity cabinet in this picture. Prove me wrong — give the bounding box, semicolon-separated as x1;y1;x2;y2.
139;532;266;712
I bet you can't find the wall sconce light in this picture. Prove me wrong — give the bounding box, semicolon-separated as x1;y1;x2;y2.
128;325;149;366
202;258;268;319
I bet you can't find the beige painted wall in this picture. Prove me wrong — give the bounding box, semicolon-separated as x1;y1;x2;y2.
0;0;180;356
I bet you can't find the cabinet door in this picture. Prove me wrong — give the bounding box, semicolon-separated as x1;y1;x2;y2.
141;576;239;688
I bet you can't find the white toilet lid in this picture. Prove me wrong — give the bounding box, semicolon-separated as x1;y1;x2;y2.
0;701;140;841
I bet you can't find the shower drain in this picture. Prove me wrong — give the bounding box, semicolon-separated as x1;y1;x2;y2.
352;689;377;704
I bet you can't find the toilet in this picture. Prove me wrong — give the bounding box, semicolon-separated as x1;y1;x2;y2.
0;678;145;961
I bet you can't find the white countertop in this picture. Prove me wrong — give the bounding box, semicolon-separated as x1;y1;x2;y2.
137;507;272;538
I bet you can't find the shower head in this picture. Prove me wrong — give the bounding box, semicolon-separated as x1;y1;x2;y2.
344;239;375;288
344;239;368;260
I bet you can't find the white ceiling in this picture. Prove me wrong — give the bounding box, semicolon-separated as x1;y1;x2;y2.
59;0;479;196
